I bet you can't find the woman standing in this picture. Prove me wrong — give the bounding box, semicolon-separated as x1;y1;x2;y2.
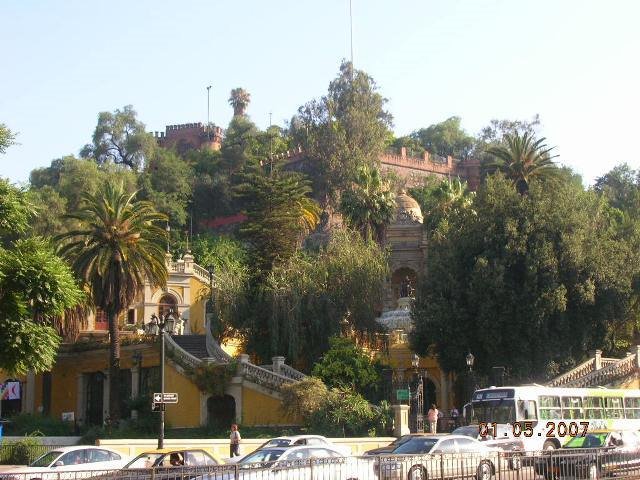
427;404;439;433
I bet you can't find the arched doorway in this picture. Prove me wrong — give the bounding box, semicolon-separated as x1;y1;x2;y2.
391;267;417;305
158;294;178;318
207;395;236;430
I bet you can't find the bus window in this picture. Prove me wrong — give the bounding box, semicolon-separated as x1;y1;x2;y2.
539;396;562;420
584;397;603;419
624;397;640;419
561;396;583;419
604;397;623;419
517;400;537;420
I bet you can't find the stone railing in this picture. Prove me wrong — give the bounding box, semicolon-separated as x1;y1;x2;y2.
279;364;306;381
569;353;638;388
237;356;295;391
205;327;233;363
547;358;595;387
164;332;202;371
193;264;211;284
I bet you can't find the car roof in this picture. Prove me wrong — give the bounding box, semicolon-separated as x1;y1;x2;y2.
48;446;118;453
270;435;328;441
136;448;204;455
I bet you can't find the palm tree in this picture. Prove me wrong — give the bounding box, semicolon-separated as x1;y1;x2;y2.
340;165;396;242
483;132;558;194
56;182;168;421
228;88;251;117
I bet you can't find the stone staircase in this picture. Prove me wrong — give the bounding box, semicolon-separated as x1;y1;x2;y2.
547;346;640;388
170;334;209;359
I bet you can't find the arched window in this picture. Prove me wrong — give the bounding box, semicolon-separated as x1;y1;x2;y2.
158;294;178;318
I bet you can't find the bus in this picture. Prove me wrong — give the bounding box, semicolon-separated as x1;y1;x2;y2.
468;385;640;451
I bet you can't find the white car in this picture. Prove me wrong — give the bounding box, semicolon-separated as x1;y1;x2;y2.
202;445;373;480
226;435;350;463
1;445;128;480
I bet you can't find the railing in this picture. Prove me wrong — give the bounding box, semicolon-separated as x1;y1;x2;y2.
279;364;306;381
192;264;211;284
163;332;202;370
5;448;640;480
0;444;66;465
204;327;232;363
546;358;595;387
237;361;296;391
572;353;638;387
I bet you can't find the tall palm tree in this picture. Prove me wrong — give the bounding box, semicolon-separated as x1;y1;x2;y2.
228;88;251;117
56;182;168;421
340;165;396;242
483;132;558;194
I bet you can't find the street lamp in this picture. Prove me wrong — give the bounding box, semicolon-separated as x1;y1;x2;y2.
466;352;475;372
411;354;424;433
147;308;177;449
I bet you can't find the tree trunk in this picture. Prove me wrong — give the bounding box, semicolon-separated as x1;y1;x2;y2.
107;310;121;424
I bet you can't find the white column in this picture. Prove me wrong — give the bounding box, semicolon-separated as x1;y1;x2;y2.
392;404;411;436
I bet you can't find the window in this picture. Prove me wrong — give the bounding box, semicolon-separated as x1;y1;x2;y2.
306;438;326;445
517;400;538;420
42;372;52;416
109;452;122;461
624;397;640;419
539;396;562;420
604;397;623;419
87;449;111;463
584;397;603;419
95;308;108;330
127;309;135;325
158;294;178;318
59;450;87;466
561;396;583;419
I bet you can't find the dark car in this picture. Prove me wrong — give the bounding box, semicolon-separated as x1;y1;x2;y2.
364;434;426;455
453;425;524;470
534;430;640;480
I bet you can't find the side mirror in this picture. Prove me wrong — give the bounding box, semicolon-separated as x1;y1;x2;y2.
53;461;64;467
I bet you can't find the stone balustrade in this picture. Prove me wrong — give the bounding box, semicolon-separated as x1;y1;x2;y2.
164;332;202;370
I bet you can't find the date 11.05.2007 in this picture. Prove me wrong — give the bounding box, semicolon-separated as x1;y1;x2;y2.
479;421;590;439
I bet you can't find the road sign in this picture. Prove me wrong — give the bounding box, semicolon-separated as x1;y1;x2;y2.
151;402;165;412
153;392;179;404
396;389;410;401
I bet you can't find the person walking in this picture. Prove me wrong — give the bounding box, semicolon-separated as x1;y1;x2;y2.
427;404;439;433
229;424;241;457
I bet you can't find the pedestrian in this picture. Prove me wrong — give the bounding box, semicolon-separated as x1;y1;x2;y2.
450;406;460;429
427;404;439;433
229;423;241;457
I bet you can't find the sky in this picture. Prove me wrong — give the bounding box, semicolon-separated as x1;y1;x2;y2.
1;0;639;185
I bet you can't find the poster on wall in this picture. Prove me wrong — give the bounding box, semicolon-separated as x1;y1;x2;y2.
0;381;20;400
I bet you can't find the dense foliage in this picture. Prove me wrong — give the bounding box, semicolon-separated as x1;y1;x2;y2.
411;174;640;381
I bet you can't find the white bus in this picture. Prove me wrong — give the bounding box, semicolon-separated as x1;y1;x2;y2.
468;385;640;451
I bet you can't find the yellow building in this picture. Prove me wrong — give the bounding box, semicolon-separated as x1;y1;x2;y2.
1;251;304;428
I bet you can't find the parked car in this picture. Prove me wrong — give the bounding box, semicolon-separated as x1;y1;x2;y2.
534;430;640;480
90;448;222;480
377;434;499;480
0;446;128;480
225;435;350;463
452;425;524;469
198;445;373;480
364;434;426;455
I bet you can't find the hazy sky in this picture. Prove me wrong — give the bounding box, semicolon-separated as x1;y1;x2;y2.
2;0;639;184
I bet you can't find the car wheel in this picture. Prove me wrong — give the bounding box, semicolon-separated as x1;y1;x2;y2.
408;464;428;480
588;464;600;480
543;440;557;450
476;461;492;480
509;454;522;471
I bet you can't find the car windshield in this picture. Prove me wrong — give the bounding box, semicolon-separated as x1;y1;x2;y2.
125;453;165;468
240;449;285;466
392;436;416;447
453;426;480;439
393;438;439;454
564;434;607;448
472;399;516;424
30;451;62;468
262;439;292;448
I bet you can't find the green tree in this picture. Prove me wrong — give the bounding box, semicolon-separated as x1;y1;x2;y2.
81;105;156;170
292;61;392;204
220;116;260;173
0;179;83;374
312;336;381;396
340;165;396;242
411;116;474;159
256;229;387;368
56;182;168;421
483;131;559;194
0;123;17;154
228;88;251;117
138;148;193;227
411;174;638;381
235;172;320;273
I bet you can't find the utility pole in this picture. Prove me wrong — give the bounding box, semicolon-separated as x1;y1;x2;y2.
349;0;354;73
206;85;212;139
269;112;273;175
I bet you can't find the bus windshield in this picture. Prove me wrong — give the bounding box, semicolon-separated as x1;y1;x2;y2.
472;398;516;423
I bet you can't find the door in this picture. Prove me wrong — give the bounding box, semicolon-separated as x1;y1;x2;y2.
85;373;104;426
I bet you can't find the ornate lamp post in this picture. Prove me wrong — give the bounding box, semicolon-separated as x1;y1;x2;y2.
411;353;424;433
147;308;177;448
465;351;476;418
